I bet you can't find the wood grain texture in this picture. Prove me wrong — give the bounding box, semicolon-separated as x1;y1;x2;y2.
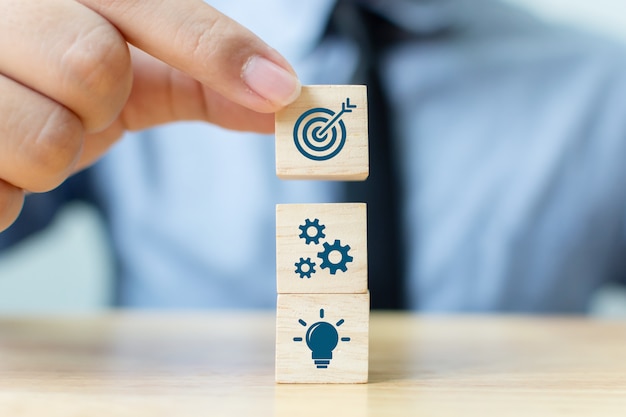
1;313;625;416
276;203;368;294
275;85;368;180
276;293;370;383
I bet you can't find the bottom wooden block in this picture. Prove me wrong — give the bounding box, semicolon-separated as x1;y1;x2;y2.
276;293;369;383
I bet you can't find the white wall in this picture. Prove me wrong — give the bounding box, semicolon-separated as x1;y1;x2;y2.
0;0;625;314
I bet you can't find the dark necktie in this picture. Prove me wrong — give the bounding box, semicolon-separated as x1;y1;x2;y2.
329;1;409;309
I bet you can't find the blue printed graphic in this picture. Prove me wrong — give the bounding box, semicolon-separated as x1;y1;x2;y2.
317;239;353;275
293;98;357;161
294;219;353;279
293;309;351;369
298;218;326;245
294;257;316;279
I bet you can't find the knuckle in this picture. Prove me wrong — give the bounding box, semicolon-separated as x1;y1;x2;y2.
61;22;131;129
22;106;84;192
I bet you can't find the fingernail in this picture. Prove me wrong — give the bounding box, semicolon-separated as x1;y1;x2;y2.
242;55;301;106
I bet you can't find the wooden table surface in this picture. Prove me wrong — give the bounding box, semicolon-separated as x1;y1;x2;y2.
0;312;625;416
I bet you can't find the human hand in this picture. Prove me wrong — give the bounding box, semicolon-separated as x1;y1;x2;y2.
0;0;301;231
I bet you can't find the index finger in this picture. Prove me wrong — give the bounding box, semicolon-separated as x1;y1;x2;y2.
78;0;301;112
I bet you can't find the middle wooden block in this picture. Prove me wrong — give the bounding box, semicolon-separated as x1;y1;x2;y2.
276;203;367;294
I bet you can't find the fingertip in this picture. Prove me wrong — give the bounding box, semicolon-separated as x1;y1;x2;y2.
241;55;301;110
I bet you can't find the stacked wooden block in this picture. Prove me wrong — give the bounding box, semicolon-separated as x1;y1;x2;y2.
274;86;369;383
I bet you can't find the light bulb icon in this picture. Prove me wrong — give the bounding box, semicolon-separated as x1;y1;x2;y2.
293;308;351;369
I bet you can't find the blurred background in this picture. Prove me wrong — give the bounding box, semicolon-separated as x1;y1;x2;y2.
1;0;626;315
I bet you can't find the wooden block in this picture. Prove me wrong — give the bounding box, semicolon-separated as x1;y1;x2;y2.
275;85;369;180
276;203;367;294
276;293;369;383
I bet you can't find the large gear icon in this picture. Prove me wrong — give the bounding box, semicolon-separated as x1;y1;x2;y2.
298;218;326;245
317;239;353;275
294;257;316;279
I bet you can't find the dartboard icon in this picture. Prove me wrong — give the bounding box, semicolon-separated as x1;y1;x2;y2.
293;98;356;161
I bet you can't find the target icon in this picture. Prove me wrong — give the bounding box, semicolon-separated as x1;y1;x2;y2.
293;98;357;161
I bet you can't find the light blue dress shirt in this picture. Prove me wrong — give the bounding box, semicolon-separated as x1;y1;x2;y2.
3;0;626;311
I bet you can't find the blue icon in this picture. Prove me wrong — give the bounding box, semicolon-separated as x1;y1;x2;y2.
294;257;316;279
293;98;357;161
293;308;351;369
298;218;326;245
295;219;353;278
317;239;353;275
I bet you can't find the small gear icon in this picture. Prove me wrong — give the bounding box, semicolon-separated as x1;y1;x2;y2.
317;239;353;275
294;257;316;278
298;218;326;245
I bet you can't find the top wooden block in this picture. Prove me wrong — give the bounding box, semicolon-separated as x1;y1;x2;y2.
275;85;369;180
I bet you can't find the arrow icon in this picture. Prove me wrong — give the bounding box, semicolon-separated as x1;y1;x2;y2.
318;98;357;137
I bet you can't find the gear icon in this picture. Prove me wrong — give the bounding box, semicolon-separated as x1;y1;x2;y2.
298;218;326;245
317;239;353;275
294;257;316;278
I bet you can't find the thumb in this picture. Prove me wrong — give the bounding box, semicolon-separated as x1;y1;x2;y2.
78;0;301;113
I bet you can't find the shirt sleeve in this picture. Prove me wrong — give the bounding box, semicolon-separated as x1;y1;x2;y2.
0;169;96;250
